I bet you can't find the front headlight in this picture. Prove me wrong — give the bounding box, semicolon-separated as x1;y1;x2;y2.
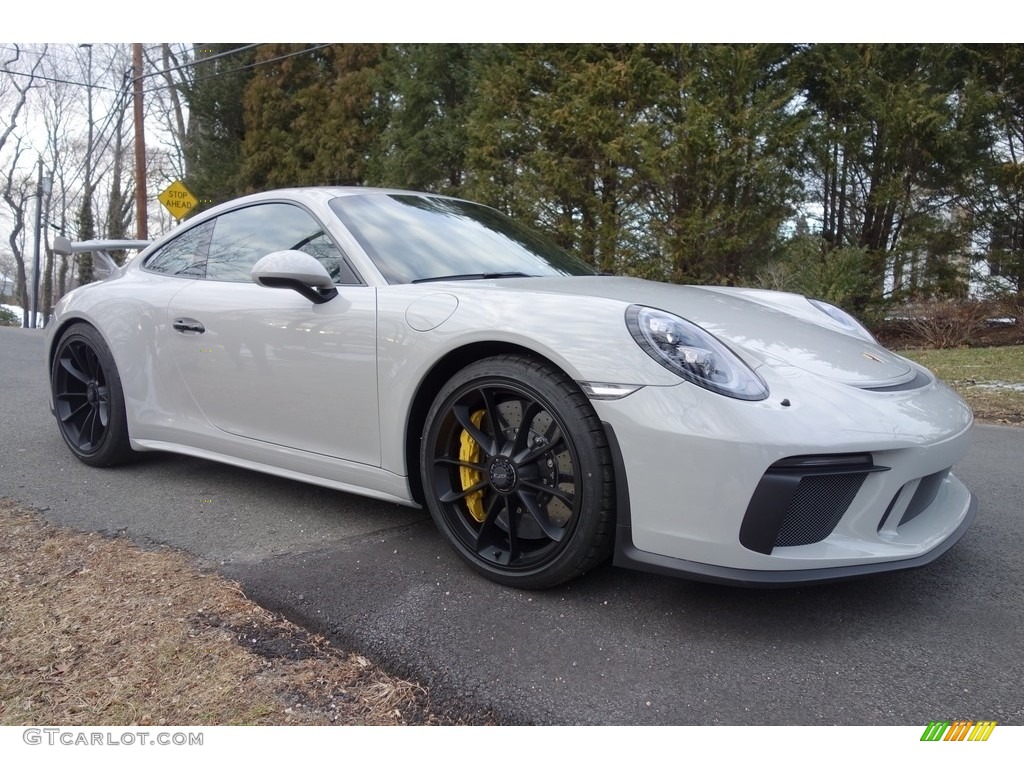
625;305;768;401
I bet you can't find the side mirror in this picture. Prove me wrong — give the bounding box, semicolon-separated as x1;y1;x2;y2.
251;250;338;304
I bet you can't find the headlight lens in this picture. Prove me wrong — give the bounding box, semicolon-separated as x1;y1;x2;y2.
807;299;875;342
625;305;768;400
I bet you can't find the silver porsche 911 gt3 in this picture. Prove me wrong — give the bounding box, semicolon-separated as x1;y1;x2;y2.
45;187;977;588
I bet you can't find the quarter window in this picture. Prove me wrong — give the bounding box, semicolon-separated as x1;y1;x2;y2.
143;220;214;277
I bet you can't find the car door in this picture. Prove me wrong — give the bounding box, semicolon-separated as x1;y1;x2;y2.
164;201;380;465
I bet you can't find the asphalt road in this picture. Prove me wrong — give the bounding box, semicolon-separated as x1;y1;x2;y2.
2;326;1022;725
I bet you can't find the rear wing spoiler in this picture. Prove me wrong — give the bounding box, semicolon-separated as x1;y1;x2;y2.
53;236;152;280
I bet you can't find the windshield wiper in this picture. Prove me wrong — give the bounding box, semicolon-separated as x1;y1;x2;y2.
411;272;535;284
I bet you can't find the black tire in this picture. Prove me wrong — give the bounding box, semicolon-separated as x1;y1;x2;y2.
420;355;615;588
51;323;134;467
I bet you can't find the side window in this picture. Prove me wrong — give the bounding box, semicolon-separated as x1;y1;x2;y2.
143;220;214;277
204;203;359;284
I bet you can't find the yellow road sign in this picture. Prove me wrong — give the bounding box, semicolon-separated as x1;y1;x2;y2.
158;180;199;221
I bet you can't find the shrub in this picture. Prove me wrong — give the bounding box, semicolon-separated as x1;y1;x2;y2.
897;300;993;349
994;293;1024;326
752;236;873;311
0;306;21;327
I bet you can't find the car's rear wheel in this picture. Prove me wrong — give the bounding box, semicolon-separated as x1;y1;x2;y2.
51;324;133;467
420;355;615;588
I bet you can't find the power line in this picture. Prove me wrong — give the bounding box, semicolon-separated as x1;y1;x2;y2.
3;44;259;94
140;43;261;82
8;42;341;216
1;43;127;90
0;66;116;91
52;72;133;197
0;43;80;69
4;44;336;97
138;43;334;96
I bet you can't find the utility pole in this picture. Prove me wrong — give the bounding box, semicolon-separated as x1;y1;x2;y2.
78;43;96;286
81;44;94;206
31;160;52;329
133;43;148;240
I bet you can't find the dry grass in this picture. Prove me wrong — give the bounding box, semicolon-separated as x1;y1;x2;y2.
901;346;1024;425
0;498;453;726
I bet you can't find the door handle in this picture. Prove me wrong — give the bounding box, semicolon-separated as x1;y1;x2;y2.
172;317;205;334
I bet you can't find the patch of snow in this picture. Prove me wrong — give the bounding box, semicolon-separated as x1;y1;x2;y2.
969;381;1024;393
2;304;24;323
0;304;47;328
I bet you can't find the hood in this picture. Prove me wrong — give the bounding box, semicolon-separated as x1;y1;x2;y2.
471;275;912;387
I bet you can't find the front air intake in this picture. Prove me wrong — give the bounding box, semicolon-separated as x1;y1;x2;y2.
739;454;889;554
773;473;869;547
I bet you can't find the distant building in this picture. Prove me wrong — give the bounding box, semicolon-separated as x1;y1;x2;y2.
0;271;16;299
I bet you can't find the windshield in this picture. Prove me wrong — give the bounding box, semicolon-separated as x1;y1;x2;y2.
329;194;597;284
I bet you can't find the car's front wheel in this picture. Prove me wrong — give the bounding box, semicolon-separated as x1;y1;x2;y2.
420;355;615;588
51;323;134;467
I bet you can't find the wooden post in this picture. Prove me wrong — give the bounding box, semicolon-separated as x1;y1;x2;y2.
133;43;148;240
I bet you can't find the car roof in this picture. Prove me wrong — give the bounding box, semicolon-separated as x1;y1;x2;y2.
184;186;455;224
232;186;444;205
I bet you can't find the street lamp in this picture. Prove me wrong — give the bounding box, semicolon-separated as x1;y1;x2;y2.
30;165;52;329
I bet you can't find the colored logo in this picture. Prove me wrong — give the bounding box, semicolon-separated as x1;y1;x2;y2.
921;720;997;741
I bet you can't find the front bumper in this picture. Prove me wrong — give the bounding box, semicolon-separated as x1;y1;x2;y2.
613;503;976;587
594;364;977;586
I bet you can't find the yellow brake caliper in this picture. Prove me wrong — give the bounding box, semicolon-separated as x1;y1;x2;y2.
459;410;487;522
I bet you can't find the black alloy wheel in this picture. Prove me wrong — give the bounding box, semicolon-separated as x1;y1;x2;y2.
421;355;615;588
51;324;133;466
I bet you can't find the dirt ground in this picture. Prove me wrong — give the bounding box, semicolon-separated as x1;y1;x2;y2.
0;498;473;726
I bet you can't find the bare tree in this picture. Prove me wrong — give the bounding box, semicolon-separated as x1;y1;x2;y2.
1;43;155;318
104;100;134;266
0;247;20;302
37;53;81;316
43;44;134;295
1;45;46;326
144;43;193;182
1;45;45;156
2;142;34;326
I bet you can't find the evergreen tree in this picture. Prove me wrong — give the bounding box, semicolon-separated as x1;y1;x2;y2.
467;44;659;273
76;191;95;283
184;43;257;209
638;44;806;284
241;43;384;190
967;44;1024;298
798;44;990;305
373;44;482;193
168;41;1015;305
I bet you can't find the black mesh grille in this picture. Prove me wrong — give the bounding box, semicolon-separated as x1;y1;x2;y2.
774;473;868;548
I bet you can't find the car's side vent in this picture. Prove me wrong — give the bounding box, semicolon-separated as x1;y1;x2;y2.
876;468;951;532
739;454;889;554
899;469;950;526
877;490;902;532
